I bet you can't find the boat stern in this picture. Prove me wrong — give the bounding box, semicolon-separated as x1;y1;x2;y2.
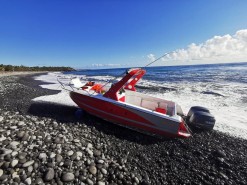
177;120;191;138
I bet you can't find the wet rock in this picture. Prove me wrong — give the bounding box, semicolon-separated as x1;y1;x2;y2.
11;151;18;157
19;158;27;164
22;132;30;141
67;150;74;156
63;159;72;167
0;174;8;181
215;149;226;158
96;159;103;164
86;178;94;185
18;121;25;126
71;152;78;160
87;150;93;156
39;153;47;160
134;177;140;184
49;152;56;158
2;149;12;155
33;162;39;170
0;135;6;142
97;181;105;185
89;165;97;175
73;139;80;143
27;166;33;173
25;177;32;185
55;137;64;144
2;162;10;169
17;131;25;139
18;152;27;160
12;172;19;179
62;172;75;182
75;170;80;177
87;143;93;149
0;169;3;177
216;157;224;163
101;168;107;175
9;125;17;130
76;151;83;157
44;168;55;181
13;177;21;183
11;159;19;167
10;141;20;149
219;172;228;180
79;175;86;182
4;154;12;161
56;154;63;163
94;150;101;157
22;160;34;167
35;177;44;184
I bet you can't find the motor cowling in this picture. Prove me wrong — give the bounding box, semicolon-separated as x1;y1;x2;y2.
187;106;215;130
187;106;210;120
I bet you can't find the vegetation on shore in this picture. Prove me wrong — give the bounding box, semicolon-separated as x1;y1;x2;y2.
0;64;75;72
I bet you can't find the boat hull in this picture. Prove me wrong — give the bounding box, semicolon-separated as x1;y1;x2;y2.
70;91;190;138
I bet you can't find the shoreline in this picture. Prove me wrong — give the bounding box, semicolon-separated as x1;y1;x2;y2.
0;74;246;184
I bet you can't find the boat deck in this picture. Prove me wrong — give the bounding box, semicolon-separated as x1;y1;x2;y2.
124;90;176;116
70;81;178;117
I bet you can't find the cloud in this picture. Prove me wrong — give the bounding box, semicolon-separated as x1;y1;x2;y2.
151;29;247;64
91;63;127;68
147;54;156;61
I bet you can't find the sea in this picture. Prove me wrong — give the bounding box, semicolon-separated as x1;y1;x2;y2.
33;62;247;139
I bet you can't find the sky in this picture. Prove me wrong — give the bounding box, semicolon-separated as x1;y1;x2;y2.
0;0;247;69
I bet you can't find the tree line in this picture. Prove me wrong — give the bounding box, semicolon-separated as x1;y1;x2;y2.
0;64;75;72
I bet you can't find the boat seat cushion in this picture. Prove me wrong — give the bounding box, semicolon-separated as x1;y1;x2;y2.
156;107;167;114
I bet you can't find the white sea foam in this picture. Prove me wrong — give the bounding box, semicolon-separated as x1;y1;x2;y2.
33;72;78;106
33;72;247;139
87;75;115;81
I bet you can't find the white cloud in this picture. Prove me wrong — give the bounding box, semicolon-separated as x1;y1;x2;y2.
147;54;156;61
158;29;247;64
91;63;127;68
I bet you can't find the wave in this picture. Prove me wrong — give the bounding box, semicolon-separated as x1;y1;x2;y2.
136;85;177;92
201;91;225;97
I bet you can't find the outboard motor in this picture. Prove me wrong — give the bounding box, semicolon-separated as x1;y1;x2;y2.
186;106;215;130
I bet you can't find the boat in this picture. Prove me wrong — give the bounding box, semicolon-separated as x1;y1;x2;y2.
62;68;215;138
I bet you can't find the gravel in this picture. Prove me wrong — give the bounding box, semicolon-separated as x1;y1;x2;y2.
0;74;247;184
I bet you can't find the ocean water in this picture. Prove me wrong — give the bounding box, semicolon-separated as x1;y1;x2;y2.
33;62;247;139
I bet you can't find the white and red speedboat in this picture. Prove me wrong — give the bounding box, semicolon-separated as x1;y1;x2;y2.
65;68;215;138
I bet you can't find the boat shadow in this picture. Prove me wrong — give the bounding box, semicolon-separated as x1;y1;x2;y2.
28;101;78;122
28;102;170;145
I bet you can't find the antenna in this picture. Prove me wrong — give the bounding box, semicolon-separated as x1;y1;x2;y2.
143;51;174;68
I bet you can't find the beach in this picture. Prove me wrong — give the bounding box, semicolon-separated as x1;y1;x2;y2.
0;71;47;77
0;73;247;185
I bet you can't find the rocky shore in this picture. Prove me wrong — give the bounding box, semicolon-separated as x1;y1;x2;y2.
0;71;46;77
0;74;247;185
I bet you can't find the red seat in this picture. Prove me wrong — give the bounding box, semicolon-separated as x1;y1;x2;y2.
156;107;167;114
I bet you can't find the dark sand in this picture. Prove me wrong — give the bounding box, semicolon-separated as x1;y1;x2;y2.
0;74;246;185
